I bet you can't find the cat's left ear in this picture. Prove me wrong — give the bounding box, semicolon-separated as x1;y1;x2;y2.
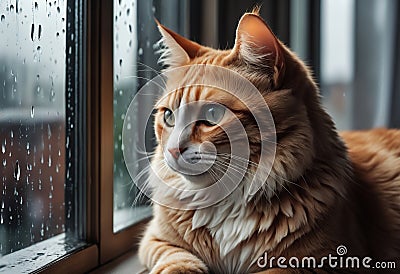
156;20;202;67
232;13;285;87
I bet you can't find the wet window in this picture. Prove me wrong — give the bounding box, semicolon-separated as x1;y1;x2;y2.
113;0;157;232
0;0;67;256
0;2;87;270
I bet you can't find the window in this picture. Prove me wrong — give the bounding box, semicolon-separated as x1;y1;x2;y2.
113;0;152;233
0;0;399;273
0;0;88;272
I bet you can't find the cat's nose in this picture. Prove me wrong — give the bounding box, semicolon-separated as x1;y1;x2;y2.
168;147;187;159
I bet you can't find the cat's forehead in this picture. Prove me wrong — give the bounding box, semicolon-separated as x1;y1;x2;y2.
158;85;246;111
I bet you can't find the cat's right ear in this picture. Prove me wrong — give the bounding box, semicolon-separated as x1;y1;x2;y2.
231;13;285;88
156;19;202;67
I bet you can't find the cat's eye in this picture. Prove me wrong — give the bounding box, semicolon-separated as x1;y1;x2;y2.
163;109;175;127
202;104;225;126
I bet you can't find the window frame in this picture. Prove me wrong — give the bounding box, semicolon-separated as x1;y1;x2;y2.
97;0;150;265
0;0;149;272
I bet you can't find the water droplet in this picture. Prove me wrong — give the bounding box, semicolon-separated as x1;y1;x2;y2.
31;24;35;41
138;48;143;56
1;144;5;154
38;25;42;40
14;161;20;181
50;88;55;101
34;2;38;10
10;130;13;138
10;5;14;12
0;15;5;22
127;123;131;130
30;106;35;118
127;8;130;16
129;24;132;33
119;59;122;66
2;159;6;166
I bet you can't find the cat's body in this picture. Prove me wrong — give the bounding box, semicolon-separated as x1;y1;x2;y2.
138;10;400;274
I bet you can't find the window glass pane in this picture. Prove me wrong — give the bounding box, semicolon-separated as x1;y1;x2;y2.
113;0;155;232
0;0;67;255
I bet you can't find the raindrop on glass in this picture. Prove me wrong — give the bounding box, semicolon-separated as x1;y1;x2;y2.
138;48;143;56
49;88;55;101
38;25;42;40
31;106;35;118
0;15;5;22
31;24;34;41
14;160;21;181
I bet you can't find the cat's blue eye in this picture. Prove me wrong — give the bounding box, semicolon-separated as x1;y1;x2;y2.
163;109;175;127
202;104;225;126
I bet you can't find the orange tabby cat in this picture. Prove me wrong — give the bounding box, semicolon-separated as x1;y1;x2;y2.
138;9;400;274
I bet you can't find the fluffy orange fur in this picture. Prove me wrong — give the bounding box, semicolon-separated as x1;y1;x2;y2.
138;10;400;274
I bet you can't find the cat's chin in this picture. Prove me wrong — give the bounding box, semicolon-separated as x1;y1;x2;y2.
182;173;216;187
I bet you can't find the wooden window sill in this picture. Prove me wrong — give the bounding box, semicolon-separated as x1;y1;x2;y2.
90;249;147;274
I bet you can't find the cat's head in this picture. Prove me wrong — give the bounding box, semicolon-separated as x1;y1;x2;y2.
151;10;339;204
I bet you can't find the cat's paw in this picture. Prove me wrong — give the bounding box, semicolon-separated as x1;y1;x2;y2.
149;260;208;274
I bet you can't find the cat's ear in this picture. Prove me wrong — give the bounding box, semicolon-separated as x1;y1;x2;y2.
232;13;285;87
156;20;202;67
